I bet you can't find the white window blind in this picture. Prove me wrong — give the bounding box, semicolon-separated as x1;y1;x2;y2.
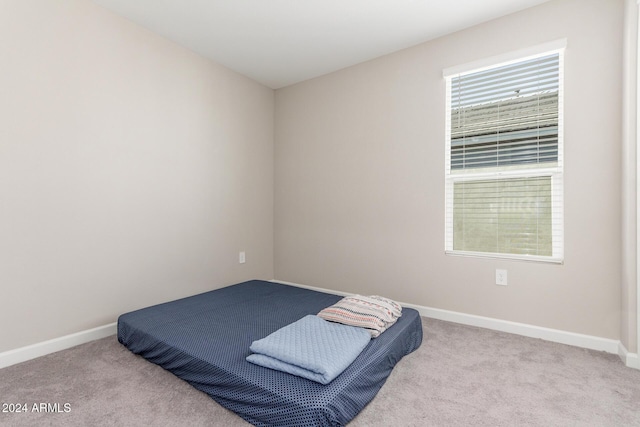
444;46;564;263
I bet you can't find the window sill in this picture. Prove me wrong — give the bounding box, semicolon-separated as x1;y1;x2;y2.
445;250;564;265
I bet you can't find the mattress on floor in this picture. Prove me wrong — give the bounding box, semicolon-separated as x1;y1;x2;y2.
117;280;423;426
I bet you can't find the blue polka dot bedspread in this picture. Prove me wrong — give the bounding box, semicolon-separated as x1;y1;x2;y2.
117;280;423;426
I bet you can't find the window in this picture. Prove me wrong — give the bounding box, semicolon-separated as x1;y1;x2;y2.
444;42;565;263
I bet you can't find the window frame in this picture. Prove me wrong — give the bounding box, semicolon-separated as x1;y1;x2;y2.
443;40;566;264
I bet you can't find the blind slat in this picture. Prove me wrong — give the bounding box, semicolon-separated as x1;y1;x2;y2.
452;55;559;107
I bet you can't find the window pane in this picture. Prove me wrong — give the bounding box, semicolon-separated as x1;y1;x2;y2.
450;53;559;171
453;176;552;256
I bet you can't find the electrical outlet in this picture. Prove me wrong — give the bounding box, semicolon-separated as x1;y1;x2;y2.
496;269;508;286
239;251;246;264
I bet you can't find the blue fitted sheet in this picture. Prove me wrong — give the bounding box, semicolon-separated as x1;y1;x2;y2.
118;280;423;426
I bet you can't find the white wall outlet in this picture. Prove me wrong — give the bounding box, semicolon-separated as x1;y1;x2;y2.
496;269;508;286
239;251;246;264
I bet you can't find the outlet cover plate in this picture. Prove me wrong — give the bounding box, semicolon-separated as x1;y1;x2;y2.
496;269;508;286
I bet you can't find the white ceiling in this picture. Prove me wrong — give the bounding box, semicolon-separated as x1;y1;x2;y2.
90;0;552;89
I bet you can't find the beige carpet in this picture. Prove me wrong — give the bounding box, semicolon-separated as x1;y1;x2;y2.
1;318;639;426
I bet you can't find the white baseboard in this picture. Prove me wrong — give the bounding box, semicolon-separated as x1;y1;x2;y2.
0;323;117;369
628;354;640;370
413;304;620;353
619;342;640;370
272;279;353;297
271;279;635;366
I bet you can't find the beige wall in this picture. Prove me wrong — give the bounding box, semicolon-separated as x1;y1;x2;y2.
1;0;632;355
622;0;638;353
275;0;624;340
0;0;274;353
